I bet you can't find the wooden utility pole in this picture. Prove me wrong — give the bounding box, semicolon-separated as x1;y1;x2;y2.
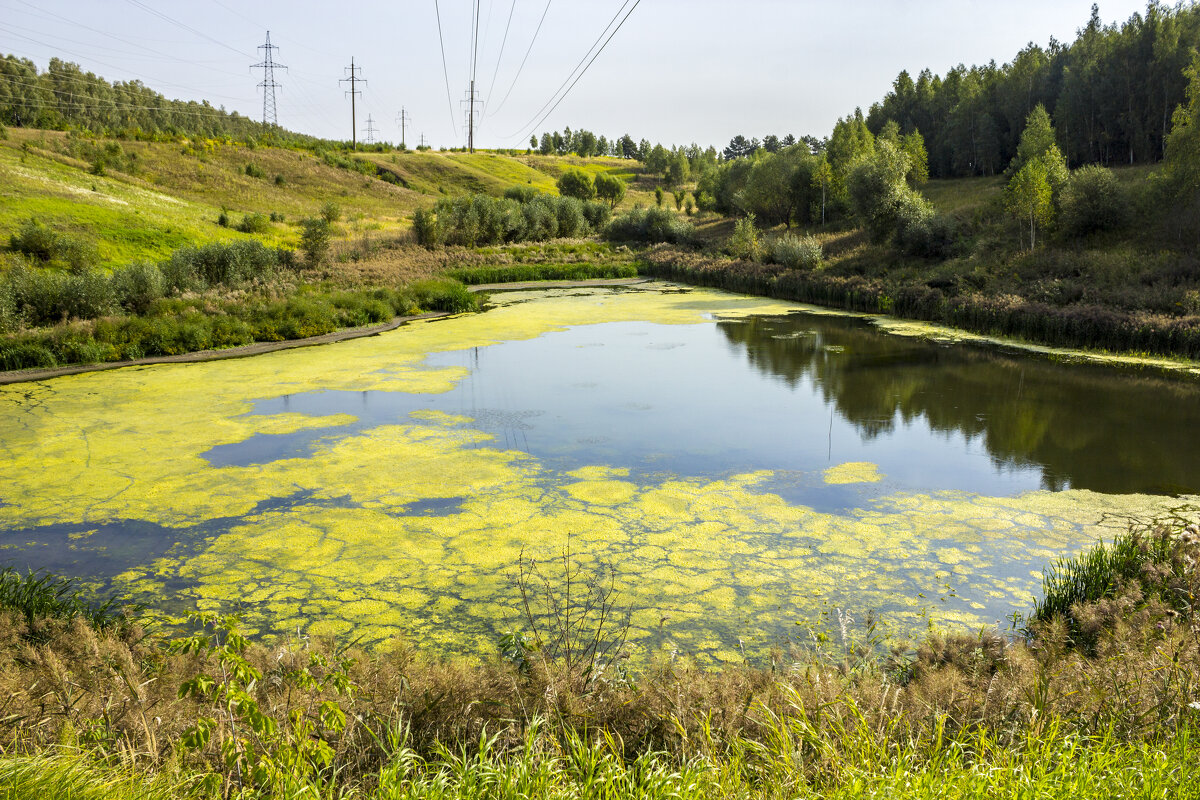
340;58;365;150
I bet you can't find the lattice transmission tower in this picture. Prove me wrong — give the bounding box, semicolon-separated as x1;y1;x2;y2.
251;31;287;127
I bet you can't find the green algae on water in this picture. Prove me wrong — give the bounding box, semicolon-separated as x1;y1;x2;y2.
0;285;1189;662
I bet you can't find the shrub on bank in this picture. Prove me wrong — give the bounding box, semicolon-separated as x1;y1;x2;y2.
765;232;823;269
162;240;283;291
1059;165;1130;238
604;207;694;245
1;262;116;326
111;262;165;314
413;192;614;248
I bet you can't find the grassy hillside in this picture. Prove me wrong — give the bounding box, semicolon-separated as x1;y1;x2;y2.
0;129;660;268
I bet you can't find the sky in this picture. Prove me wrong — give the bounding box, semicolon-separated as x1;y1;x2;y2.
0;0;1155;150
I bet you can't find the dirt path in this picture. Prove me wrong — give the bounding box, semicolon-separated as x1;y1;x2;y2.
0;278;653;385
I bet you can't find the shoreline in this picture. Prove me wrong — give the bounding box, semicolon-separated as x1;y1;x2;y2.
4;274;1199;385
0;278;652;385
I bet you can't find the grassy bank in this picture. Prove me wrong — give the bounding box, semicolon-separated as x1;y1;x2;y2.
0;236;479;371
638;242;1200;359
0;514;1197;798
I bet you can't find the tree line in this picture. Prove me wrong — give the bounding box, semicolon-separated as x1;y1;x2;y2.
865;2;1200;176
0;55;309;144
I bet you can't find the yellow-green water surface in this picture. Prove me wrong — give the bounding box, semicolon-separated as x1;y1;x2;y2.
0;284;1196;662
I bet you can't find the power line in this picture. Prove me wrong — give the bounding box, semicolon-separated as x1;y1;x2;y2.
433;0;458;136
481;0;518;124
505;0;632;136
511;0;643;142
5;8;237;71
468;0;481;152
250;31;286;127
488;0;551;117
122;0;251;58
0;26;250;102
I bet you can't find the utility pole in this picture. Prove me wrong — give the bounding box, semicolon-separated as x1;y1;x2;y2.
419;133;428;149
364;115;378;145
396;107;411;148
466;0;481;153
339;58;365;150
251;31;286;128
460;88;483;153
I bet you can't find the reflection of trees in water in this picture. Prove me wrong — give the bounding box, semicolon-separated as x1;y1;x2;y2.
717;314;1200;494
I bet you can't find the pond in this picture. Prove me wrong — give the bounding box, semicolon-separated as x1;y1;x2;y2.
0;283;1196;662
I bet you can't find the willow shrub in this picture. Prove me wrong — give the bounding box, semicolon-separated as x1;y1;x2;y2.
604;207;695;245
414;192;613;248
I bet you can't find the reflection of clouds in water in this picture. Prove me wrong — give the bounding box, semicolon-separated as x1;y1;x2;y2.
0;285;1188;662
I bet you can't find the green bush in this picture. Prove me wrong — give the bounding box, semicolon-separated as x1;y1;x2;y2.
1059;165;1129;238
58;269;117;320
417;192;616;247
554;196;587;238
8;218;98;271
604;207;694;245
556;168;596;200
162;240;279;291
594;172;626;209
2;263;114;325
447;263;639;284
894;207;959;259
503;185;540;203
320;202;342;224
9;218;58;261
299;218;332;268
412;207;440;247
726;215;760;260
0;339;56;370
244;163;266;179
111;262;165;314
581;200;612;230
235;212;271;234
408;278;479;313
766;233;823;269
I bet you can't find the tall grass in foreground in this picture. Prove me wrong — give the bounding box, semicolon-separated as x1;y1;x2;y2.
1031;507;1200;647
0;567;127;633
1;513;1200;798
0;754;182;800
5;723;1200;799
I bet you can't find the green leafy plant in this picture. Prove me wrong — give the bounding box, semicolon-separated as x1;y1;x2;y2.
171;612;357;797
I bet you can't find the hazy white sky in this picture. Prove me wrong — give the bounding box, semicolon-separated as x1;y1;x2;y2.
0;0;1153;149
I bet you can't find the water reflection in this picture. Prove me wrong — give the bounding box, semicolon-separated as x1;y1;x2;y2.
717;314;1200;494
